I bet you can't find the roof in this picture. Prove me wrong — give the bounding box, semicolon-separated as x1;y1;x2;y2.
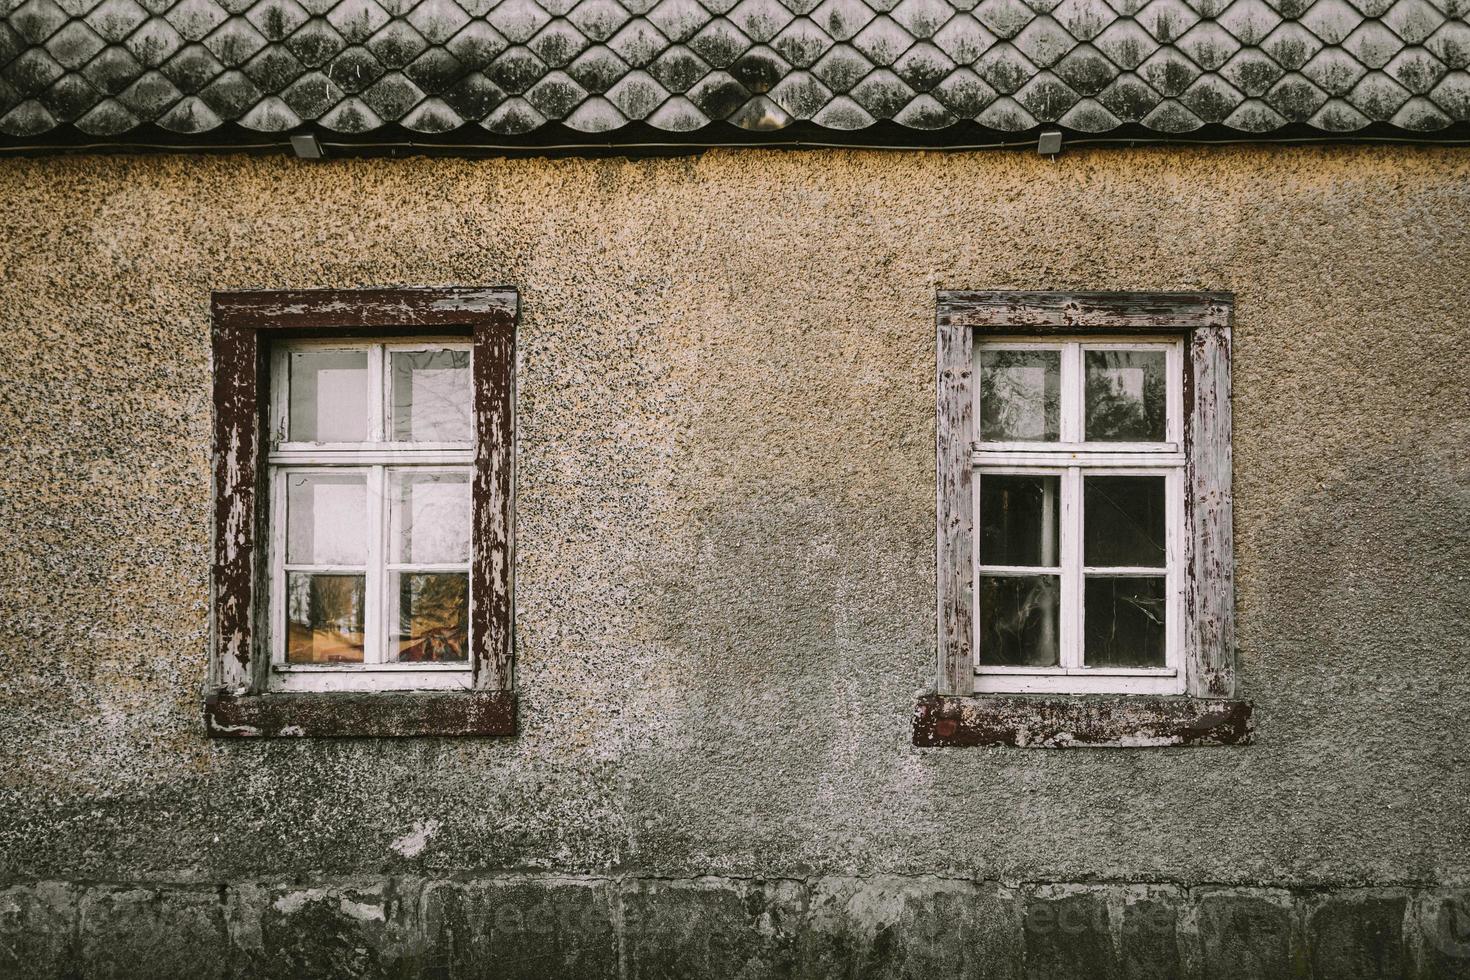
1;0;1467;146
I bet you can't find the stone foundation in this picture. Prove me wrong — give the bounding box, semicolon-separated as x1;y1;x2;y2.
3;876;1466;979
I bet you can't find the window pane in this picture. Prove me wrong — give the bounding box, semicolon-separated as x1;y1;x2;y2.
391;350;472;442
286;572;366;663
1084;475;1165;567
1085;350;1166;441
288;350;370;443
390;471;471;564
978;575;1060;667
979;349;1060;441
1084;576;1166;667
979;474;1060;567
392;572;469;662
286;472;368;566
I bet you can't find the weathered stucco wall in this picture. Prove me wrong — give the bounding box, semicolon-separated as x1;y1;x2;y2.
0;144;1468;977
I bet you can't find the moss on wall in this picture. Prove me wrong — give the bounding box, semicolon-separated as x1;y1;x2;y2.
0;145;1466;891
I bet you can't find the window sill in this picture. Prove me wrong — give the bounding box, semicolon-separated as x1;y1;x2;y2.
204;689;516;738
912;693;1252;748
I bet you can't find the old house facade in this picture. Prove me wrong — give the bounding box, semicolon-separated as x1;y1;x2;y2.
1;0;1468;973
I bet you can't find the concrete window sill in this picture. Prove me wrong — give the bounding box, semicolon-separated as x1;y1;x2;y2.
912;694;1252;748
204;690;516;738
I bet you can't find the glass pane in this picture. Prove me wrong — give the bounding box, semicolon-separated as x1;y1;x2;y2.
1084;475;1166;567
979;474;1060;567
286;572;366;663
1085;349;1166;441
392;572;469;662
1084;576;1166;667
288;350;370;443
978;575;1060;667
979;349;1060;442
286;473;368;566
391;350;472;442
389;471;471;565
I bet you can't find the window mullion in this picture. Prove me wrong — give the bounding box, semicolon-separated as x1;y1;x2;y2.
367;463;386;665
1061;342;1083;443
1061;465;1083;670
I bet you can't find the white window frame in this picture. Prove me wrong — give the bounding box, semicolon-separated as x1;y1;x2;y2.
266;338;475;693
972;337;1184;695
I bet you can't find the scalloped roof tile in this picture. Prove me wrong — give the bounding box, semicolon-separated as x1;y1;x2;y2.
1;0;1466;141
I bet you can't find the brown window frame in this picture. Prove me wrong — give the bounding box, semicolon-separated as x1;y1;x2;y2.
204;287;518;737
917;291;1253;748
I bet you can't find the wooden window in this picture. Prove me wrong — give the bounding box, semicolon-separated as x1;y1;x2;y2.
920;292;1251;748
205;288;518;737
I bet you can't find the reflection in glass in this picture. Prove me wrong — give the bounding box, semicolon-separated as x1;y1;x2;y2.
390;471;471;565
1085;350;1166;441
288;350;370;443
1084;576;1166;667
978;575;1060;666
286;573;366;663
286;472;368;566
392;350;472;442
1084;475;1166;567
980;474;1060;567
979;349;1060;441
393;572;469;662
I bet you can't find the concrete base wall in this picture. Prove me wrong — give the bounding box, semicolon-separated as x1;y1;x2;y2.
4;875;1469;979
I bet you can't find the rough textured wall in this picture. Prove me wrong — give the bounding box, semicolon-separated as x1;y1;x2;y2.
0;144;1467;977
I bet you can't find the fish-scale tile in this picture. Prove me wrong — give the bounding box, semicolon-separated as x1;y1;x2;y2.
1219;44;1279;92
445;20;508;66
359;64;422;112
1012;15;1073;65
1221;94;1282;126
280;66;342;111
604;65;668;112
1184;0;1228;17
158;92;223;128
1051;0;1109;40
0;21;22;65
929;63;993;108
1013;67;1076;114
1103;0;1147;15
1055;94;1112;124
1388;94;1445;125
560;91;622;125
767;65;831;112
688;17;751;63
974;37;1033;88
1054;42;1118;92
932;12;995;60
197;65;261;112
1269;0;1312;17
399;94;463;128
976;93;1034;126
1300;43;1365;90
1095;68;1158;116
405;0;470;41
326;0;391;41
1176;22;1239;69
233;90;296;123
487;0;549;42
82;0;148;41
568;0;631;41
646;41;706;87
40;71;98;118
167;0;231;40
1215;0;1278;45
43;20;105;68
772;17;833;65
0;97;57;132
893;38;954;87
1264;69;1327;117
572;42;633;87
1;46;64;93
1345;66;1410;114
810;41;872;86
644;92;707;125
1140;95;1200;126
648;0;711;41
402;44;460;88
891;0;954;37
247;0;311;39
285;17;346;64
809;89;872;121
324;42;383;87
11;0;69;45
1344;0;1393;15
1384;45;1445;90
608;18;668;64
893;90;954;123
851;13;914;63
1425;20;1470;67
203;17;269;64
1135;0;1198;43
525;67;590;112
117;66;181;113
74;96;139;131
1381;0;1440;43
161;41;226;89
1092;19;1153;68
1260;21;1320;67
809;0;875;41
528;19;591;65
486;42;545;89
125;17;186;65
1428;68;1469;116
441;69;505;115
319;92;383;126
1299;0;1363;43
1342;21;1403;67
686;66;749;113
242;40;304;85
80;44;143;93
973;0;1032;37
1308;93;1368;123
730;40;789;87
849;65;915;113
729;91;791;125
1179;69;1240;117
366;19;428;66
